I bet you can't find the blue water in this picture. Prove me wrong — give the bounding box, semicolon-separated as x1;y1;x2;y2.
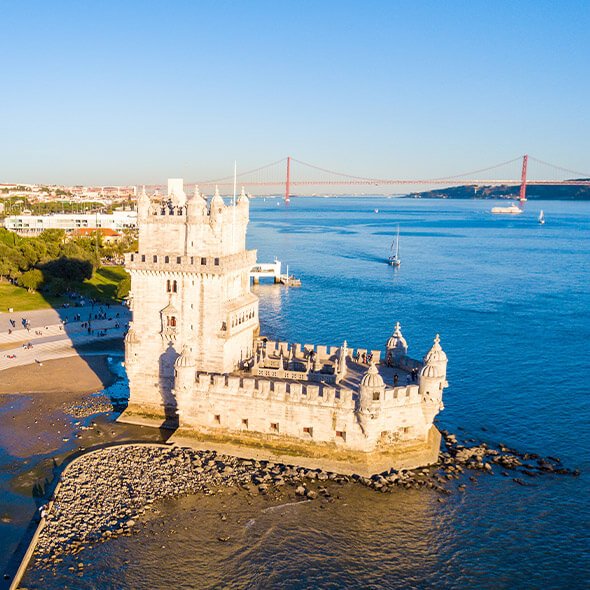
23;198;590;589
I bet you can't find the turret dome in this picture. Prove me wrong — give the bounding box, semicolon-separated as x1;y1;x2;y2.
360;362;385;388
210;186;225;214
420;363;443;379
175;345;195;368
423;334;447;364
237;186;249;205
386;321;408;352
124;327;140;344
187;184;208;216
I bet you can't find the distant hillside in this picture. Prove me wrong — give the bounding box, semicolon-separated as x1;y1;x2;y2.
414;182;590;201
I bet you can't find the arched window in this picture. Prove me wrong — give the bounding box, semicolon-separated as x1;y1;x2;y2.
164;256;170;263
173;280;178;293
166;279;171;292
168;316;176;327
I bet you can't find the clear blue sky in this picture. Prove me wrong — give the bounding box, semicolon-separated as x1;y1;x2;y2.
1;0;589;186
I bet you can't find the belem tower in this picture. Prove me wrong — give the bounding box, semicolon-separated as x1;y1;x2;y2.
121;179;448;474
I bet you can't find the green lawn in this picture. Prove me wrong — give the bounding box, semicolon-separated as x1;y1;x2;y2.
0;282;65;312
0;266;129;312
78;266;129;302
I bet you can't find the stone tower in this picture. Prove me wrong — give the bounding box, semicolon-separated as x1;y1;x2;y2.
124;180;259;418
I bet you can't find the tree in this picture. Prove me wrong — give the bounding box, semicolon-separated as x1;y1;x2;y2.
41;257;93;284
116;274;131;300
17;269;44;292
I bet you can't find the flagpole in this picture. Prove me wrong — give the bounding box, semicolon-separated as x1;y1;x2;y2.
232;160;237;251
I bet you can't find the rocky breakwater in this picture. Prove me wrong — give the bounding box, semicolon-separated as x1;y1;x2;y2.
436;429;580;486
31;434;581;572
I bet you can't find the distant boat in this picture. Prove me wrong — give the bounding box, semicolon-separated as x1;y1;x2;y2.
388;225;401;267
538;210;545;224
491;203;523;215
374;208;379;213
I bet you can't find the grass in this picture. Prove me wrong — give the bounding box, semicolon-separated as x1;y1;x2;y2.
78;266;129;303
0;282;65;312
0;266;129;313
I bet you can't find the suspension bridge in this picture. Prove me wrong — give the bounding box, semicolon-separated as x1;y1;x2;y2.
149;155;590;204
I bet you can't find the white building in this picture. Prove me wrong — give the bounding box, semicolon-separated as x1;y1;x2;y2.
121;179;448;474
3;210;137;235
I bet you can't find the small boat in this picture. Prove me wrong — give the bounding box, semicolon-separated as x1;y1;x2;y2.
374;208;379;213
491;203;523;215
388;225;401;267
538;210;545;224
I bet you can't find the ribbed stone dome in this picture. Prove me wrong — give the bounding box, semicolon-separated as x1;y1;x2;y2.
124;327;139;344
423;334;447;364
175;345;195;368
420;363;443;379
386;321;407;351
360;362;385;388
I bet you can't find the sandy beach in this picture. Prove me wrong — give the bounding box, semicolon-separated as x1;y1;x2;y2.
0;355;117;396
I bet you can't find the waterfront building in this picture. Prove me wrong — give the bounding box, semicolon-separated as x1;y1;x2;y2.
3;210;137;235
122;180;448;473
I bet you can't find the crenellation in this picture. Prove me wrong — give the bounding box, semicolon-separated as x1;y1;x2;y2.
122;178;448;467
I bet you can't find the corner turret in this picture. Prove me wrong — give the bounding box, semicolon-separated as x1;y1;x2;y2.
137;186;151;219
356;362;385;435
209;186;225;230
385;321;408;364
174;344;196;393
187;184;208;220
419;334;447;421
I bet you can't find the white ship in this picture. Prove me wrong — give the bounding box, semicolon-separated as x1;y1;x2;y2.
491;203;523;215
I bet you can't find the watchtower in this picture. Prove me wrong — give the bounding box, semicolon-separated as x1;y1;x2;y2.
124;180;259;417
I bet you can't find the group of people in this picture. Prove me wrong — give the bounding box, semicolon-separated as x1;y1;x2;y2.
392;367;419;387
354;351;374;364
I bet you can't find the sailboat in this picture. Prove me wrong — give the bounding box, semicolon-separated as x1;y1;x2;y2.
538;210;545;225
388;226;401;267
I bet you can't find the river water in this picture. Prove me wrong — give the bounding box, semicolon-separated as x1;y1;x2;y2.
23;198;590;588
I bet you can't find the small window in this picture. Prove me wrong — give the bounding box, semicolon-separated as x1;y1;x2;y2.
130;254;134;261
336;430;346;441
166;279;171;292
242;418;248;428
176;256;181;264
214;414;221;424
214;257;220;266
303;427;313;437
201;257;207;265
402;427;410;434
172;280;177;293
153;255;157;263
168;316;176;327
190;256;194;264
373;391;380;401
141;254;146;262
270;422;279;433
164;255;170;263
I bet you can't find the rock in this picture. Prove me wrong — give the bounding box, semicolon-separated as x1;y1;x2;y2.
295;486;306;497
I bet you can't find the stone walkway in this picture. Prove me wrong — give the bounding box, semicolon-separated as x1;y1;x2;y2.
0;304;130;372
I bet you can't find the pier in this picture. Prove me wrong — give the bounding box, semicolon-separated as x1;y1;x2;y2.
250;258;301;286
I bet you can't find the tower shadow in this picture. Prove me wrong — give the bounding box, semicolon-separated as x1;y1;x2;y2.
158;342;179;436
